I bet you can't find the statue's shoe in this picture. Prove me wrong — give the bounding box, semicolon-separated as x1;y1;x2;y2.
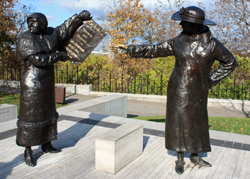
24;149;36;167
42;142;62;154
190;156;212;167
175;160;185;174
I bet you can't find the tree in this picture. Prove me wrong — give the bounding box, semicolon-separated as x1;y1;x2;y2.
210;0;250;55
0;0;33;80
102;0;157;91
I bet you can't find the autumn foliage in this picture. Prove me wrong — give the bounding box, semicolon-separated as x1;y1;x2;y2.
2;0;250;99
0;0;33;80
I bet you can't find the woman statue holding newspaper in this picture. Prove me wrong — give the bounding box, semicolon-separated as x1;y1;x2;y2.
117;6;238;174
16;10;92;167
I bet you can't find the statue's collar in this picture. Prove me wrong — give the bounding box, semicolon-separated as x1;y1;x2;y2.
179;26;212;48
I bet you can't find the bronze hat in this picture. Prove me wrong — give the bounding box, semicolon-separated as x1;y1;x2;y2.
171;6;216;26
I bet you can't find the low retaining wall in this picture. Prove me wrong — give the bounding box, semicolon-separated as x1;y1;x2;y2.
55;83;93;95
0;80;20;88
0;81;92;95
89;91;250;115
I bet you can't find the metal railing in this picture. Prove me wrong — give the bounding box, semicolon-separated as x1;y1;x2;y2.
1;62;250;100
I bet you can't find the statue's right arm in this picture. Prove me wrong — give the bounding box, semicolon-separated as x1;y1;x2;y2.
27;52;68;67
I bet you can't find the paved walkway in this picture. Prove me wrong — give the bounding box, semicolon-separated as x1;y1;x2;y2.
0;87;250;178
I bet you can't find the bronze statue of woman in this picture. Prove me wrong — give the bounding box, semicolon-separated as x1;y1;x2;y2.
117;6;238;174
16;10;92;166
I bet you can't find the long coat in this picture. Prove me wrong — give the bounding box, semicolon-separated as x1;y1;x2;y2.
129;27;238;153
16;14;83;147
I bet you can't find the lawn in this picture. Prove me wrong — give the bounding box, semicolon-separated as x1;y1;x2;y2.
132;116;250;135
0;91;68;116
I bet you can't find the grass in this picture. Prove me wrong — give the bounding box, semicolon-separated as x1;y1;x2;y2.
0;91;68;116
132;116;250;135
2;91;249;135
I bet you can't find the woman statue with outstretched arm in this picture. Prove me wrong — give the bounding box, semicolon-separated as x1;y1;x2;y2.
117;6;238;174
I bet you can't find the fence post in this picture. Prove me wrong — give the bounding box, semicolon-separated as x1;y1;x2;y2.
154;80;155;94
2;61;4;80
92;77;94;90
127;79;129;93
115;79;117;92
81;70;83;84
71;64;73;83
134;73;136;94
141;75;143;94
86;66;88;84
147;74;149;95
218;83;220;99
55;64;58;83
233;73;236;99
11;64;13;81
98;71;100;92
241;83;243;100
122;70;124;93
109;72;111;92
77;65;79;84
6;63;8;80
160;74;163;95
66;64;68;84
19;63;21;81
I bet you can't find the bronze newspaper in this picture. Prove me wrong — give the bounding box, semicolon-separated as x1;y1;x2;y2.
64;20;106;64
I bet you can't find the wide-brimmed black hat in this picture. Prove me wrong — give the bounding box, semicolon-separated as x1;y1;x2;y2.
171;6;216;25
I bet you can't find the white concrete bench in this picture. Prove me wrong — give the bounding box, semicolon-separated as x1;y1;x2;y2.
0;104;17;123
95;123;143;174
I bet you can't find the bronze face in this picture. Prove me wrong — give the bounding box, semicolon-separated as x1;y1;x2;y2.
28;17;42;35
180;20;204;35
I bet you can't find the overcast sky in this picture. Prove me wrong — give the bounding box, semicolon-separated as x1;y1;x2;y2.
19;0;213;28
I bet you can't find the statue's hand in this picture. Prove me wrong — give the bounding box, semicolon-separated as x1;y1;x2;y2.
79;10;92;21
60;52;69;62
112;45;129;54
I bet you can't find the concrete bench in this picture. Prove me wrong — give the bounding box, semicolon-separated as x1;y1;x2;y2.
95;123;143;174
0;104;17;123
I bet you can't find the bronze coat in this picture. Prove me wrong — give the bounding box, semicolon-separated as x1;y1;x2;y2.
129;27;238;153
16;14;83;147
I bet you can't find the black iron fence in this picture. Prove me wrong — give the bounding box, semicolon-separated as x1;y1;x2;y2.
1;62;250;100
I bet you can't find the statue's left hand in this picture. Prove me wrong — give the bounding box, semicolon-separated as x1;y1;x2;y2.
79;10;92;21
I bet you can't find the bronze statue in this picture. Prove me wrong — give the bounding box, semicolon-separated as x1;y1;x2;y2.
117;6;238;174
16;11;92;166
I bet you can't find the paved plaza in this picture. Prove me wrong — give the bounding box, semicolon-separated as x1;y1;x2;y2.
0;88;250;178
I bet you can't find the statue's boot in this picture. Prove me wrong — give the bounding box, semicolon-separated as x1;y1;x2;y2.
41;141;62;154
24;148;35;167
175;160;185;174
190;155;212;167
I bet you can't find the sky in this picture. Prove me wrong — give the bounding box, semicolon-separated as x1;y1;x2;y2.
18;0;212;28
